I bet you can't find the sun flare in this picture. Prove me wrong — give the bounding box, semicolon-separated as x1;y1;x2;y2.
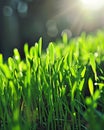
80;0;104;11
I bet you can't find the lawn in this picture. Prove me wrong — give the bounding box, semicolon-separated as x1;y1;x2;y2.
0;30;104;130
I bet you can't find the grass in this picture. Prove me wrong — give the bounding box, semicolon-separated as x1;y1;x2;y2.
0;30;104;130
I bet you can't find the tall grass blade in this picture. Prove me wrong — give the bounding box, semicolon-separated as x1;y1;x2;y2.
88;78;94;96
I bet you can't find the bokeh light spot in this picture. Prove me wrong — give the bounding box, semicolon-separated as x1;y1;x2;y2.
61;29;72;38
17;1;28;14
46;20;58;37
3;6;13;16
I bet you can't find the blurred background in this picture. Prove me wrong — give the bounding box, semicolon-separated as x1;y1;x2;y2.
0;0;104;58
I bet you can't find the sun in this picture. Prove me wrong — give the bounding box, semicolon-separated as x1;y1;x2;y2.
80;0;104;11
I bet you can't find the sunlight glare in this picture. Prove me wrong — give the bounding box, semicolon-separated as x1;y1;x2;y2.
80;0;104;11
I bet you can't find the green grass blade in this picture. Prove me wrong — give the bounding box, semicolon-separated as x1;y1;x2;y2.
88;78;94;96
38;37;42;57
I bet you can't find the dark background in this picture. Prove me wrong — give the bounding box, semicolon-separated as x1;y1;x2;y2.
0;0;104;58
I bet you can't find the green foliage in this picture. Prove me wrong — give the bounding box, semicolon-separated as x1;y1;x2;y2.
0;30;104;130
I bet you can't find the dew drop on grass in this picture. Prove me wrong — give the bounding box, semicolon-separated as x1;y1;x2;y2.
94;52;98;57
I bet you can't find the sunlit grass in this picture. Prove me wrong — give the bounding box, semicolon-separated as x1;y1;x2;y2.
0;30;104;130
